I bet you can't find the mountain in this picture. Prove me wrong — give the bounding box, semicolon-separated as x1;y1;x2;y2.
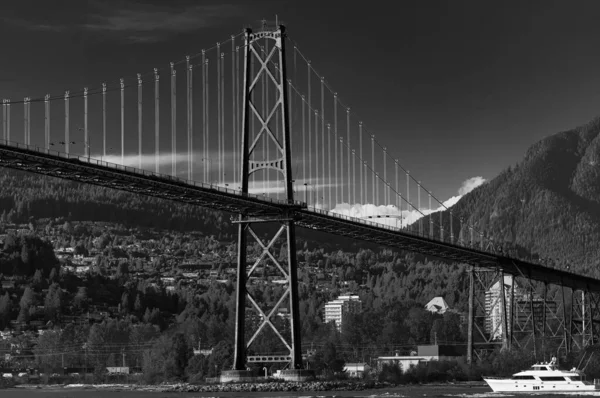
423;117;600;277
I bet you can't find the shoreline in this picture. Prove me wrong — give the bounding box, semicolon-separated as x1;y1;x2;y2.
7;380;488;393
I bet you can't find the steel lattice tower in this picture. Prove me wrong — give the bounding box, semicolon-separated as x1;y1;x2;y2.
226;25;305;379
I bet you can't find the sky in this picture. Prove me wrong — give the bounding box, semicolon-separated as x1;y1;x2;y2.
3;0;600;214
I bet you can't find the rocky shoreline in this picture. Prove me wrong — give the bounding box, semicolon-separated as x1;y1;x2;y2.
10;381;387;392
10;380;485;392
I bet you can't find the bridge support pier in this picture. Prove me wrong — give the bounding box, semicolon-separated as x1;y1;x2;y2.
468;264;574;362
222;23;313;383
570;289;600;351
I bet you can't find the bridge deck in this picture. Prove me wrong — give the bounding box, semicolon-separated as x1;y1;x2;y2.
1;141;598;292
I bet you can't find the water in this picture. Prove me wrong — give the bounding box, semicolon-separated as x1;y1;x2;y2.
1;385;600;398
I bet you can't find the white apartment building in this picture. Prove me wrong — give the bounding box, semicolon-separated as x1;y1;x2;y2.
324;294;362;331
485;275;514;340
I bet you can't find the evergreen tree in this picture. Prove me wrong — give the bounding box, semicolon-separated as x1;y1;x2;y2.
121;292;130;312
19;286;35;311
44;283;62;321
0;292;11;329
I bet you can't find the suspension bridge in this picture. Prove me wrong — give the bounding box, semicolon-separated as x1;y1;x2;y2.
1;21;599;380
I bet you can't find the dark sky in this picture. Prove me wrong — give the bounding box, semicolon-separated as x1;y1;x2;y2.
2;0;600;201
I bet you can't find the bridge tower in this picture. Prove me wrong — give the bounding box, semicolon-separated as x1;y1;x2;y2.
221;24;312;382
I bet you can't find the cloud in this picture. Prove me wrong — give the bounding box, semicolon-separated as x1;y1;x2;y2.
458;176;486;196
1;17;67;32
82;3;242;43
329;176;486;228
2;2;242;43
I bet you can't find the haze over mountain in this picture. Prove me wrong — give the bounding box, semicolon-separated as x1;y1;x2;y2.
424;117;600;277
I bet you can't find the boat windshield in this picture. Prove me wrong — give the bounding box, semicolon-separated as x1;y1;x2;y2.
531;365;550;371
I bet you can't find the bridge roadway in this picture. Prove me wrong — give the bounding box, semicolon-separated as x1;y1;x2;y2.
1;140;598;292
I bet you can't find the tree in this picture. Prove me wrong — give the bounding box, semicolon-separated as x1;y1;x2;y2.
44;283;62;322
32;269;44;289
134;294;143;313
165;333;192;379
73;287;88;309
48;268;57;283
121;292;130;313
19;286;35;311
0;292;12;329
33;329;62;372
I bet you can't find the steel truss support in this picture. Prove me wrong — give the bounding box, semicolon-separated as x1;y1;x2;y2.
570;289;600;351
232;25;302;371
510;266;568;359
467;266;508;362
468;261;570;362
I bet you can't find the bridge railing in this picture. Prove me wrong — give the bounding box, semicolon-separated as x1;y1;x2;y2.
0;139;306;208
305;205;487;253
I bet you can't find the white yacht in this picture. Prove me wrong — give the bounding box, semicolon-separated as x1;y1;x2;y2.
483;357;600;392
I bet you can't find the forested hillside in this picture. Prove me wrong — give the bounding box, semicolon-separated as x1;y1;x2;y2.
0;170;233;238
424;116;600;277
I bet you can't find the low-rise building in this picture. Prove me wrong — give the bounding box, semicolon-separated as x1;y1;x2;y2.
344;362;370;378
376;345;465;373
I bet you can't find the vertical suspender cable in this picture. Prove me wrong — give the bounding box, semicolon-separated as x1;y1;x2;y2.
340;136;344;203
65;91;69;154
206;58;210;182
450;210;454;243
406;171;410;231
84;86;89;157
120;78;125;165
262;49;267;193
221;52;225;184
320;77;325;205
201;53;206;181
154;69;160;173
231;38;236;185
359;122;363;204
171;62;176;177
307;61;311;185
288;79;293;189
302;95;306;183
352;149;356;204
187;56;193;181
346;108;351;203
383;148;387;206
102;83;107;159
44;95;50;151
327;123;331;208
2;100;6;142
334;119;338;206
375;171;379;206
334;93;338;204
23;97;28;145
418;182;422;235
430;194;433;237
314;110;319;203
137;74;142;169
2;100;5;141
440;206;444;241
371;134;375;204
236;46;241;184
217;46;221;184
395;160;399;211
5;100;9;142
